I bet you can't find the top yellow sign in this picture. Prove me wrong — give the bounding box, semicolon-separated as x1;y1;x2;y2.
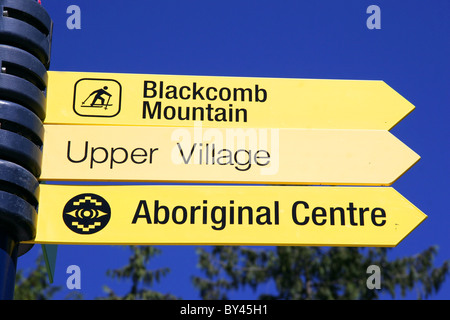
45;71;414;130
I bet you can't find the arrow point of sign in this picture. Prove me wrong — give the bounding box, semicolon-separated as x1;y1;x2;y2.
381;82;416;131
385;156;421;186
381;132;421;186
390;188;427;247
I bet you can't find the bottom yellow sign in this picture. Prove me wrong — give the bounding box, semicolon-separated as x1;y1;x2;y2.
28;184;426;247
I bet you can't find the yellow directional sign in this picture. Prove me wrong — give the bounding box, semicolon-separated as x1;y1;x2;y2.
27;184;426;247
45;71;415;130
39;124;420;185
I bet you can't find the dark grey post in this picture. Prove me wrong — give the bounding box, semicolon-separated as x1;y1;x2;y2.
0;0;52;299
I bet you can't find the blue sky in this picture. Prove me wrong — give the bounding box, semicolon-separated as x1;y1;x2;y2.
17;0;450;299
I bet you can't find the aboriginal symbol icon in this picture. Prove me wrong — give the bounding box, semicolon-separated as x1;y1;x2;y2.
62;193;111;234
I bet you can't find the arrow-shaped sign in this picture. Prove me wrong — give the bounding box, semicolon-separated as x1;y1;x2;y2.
44;71;414;130
27;184;426;247
39;124;419;186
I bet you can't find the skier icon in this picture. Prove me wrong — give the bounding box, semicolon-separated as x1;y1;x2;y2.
81;86;112;109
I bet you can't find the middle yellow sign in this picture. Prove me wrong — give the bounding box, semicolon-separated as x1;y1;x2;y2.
40;124;419;185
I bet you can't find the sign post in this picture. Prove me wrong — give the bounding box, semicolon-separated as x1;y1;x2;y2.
0;0;52;299
0;2;427;300
36;70;425;248
45;71;415;130
28;184;426;247
40;124;420;186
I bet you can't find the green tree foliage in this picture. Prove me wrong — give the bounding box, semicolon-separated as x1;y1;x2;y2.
101;246;178;300
193;246;449;300
12;245;449;300
14;252;62;300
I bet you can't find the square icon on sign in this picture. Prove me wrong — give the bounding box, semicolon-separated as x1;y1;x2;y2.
73;78;122;117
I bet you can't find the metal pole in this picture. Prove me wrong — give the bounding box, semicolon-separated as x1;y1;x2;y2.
0;0;52;299
0;233;17;300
